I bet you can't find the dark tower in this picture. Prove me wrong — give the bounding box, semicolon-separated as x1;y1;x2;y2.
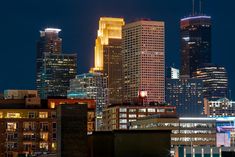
180;0;212;77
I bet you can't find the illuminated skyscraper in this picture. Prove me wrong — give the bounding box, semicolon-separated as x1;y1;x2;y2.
122;20;165;103
180;16;212;77
36;28;77;98
193;64;228;99
36;28;62;93
92;17;125;71
92;17;125;104
41;53;77;98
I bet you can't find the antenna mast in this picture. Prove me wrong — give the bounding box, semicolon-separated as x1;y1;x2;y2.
192;0;195;15
199;0;203;15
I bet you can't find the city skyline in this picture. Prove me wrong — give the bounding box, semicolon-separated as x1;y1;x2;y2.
0;0;234;99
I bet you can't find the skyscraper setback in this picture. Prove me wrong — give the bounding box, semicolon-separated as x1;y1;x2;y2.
36;28;77;98
180;16;212;77
122;20;165;103
91;17;125;104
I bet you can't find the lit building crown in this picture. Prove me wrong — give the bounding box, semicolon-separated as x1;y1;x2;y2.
93;17;125;71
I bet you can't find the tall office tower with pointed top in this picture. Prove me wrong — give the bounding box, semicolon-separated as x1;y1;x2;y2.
36;28;77;99
122;19;165;104
91;17;125;105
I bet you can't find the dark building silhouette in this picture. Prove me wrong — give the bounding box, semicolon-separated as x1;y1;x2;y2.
57;104;88;157
193;64;228;99
180;16;212;77
88;130;171;157
103;39;123;104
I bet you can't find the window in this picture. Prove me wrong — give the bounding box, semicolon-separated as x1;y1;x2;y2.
39;112;48;118
7;142;17;151
129;109;136;112
119;119;127;124
147;108;155;112
129;114;137;118
28;112;36;118
7;122;17;131
157;109;165;112
52;133;56;140
23;122;36;131
40;132;48;141
52;142;57;151
119;108;127;112
119;125;127;129
40;122;49;131
7;133;18;141
138;109;146;112
51;112;56;118
50;102;55;109
119;114;127;118
39;142;49;150
52;123;56;129
0;112;3;118
6;113;21;118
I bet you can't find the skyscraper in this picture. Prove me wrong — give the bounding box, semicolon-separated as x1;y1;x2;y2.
91;17;125;105
165;76;204;117
41;53;77;98
180;16;212;77
36;28;62;92
122;19;165;103
36;28;77;98
193;64;228;99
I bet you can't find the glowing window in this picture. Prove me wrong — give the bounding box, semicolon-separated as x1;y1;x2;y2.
7;122;17;131
6;113;21;118
39;112;48;118
40;132;48;141
50;102;55;109
0;112;3;118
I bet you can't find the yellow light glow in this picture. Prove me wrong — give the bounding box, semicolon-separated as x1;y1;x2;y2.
93;17;125;71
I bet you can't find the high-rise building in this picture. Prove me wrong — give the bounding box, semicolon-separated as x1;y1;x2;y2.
36;28;62;94
180;16;212;77
193;64;228;99
40;53;77;98
122;20;165;103
165;76;204;116
91;17;125;105
67;73;108;129
36;28;77;99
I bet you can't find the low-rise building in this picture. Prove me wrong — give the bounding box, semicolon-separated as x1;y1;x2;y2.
102;104;176;131
204;98;235;117
0;98;95;157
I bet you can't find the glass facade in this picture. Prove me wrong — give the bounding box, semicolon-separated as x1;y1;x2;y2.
193;64;228;99
180;16;212;77
165;76;204;116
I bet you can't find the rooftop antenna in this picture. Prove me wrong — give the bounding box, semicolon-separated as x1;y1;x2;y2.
192;0;195;16
199;0;203;15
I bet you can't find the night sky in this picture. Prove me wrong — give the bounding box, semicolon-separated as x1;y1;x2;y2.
0;0;234;99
